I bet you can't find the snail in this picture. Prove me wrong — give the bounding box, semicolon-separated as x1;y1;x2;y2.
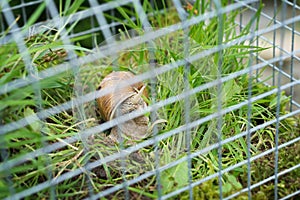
95;71;167;173
97;71;150;143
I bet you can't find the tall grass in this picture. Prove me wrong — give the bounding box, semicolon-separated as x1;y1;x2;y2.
0;0;299;199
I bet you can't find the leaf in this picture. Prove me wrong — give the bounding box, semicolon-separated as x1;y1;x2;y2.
65;0;86;16
24;107;42;132
0;100;35;111
161;161;189;194
24;2;46;29
222;79;242;104
222;182;232;194
269;92;290;109
226;174;242;190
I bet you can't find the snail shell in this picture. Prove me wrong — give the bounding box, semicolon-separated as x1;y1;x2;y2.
97;71;149;141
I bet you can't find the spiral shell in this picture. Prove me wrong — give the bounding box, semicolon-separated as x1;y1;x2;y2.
97;71;149;141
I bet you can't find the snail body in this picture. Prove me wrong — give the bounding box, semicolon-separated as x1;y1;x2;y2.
97;71;149;141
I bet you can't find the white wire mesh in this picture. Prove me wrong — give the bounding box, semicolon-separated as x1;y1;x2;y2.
0;0;299;199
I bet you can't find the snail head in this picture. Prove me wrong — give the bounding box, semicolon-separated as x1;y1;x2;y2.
132;84;147;105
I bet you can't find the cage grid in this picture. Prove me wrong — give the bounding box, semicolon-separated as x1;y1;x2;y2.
0;0;300;199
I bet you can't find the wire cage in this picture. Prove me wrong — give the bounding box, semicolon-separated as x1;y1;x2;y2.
0;0;299;199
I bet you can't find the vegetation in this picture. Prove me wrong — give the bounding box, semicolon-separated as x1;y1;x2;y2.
0;0;299;199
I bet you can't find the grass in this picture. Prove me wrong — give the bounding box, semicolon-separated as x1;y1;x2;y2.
0;0;300;199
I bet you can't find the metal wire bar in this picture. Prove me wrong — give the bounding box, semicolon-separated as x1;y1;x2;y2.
88;0;115;44
289;0;296;112
0;0;44;12
213;0;225;199
279;190;300;200
274;2;287;199
245;1;259;198
172;0;193;198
